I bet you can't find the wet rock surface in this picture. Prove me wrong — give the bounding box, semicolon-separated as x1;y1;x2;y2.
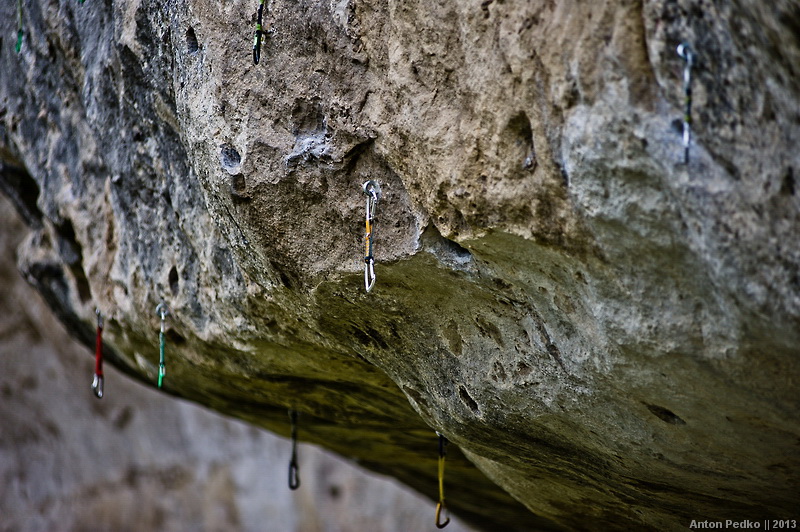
1;0;799;529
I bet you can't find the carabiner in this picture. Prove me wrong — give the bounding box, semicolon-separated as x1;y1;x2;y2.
677;42;695;165
92;309;104;399
677;42;695;71
435;501;450;529
253;0;265;64
364;258;376;292
288;458;300;490
435;431;451;528
156;302;169;388
288;409;301;490
15;0;23;53
363;180;381;292
91;373;104;398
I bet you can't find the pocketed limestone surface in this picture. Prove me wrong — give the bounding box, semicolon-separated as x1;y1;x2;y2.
1;1;798;529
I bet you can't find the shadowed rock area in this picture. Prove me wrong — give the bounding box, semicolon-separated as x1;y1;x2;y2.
1;0;799;529
0;195;476;532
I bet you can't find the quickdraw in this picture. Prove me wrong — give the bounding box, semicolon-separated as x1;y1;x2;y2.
363;180;381;292
435;432;451;529
156;301;169;388
253;0;265;65
92;309;104;399
677;42;695;165
288;409;301;490
15;0;23;53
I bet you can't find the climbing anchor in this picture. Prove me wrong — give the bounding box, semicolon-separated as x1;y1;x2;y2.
253;0;265;65
15;0;23;53
363;180;381;292
288;409;301;490
92;309;104;399
435;431;451;529
156;301;169;389
677;42;695;165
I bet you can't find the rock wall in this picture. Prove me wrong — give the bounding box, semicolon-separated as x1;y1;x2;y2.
1;0;799;529
0;194;475;532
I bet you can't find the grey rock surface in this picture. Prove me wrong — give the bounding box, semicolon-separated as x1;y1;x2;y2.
0;195;475;532
1;0;799;529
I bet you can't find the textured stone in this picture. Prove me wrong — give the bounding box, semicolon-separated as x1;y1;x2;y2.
0;195;475;532
1;0;799;529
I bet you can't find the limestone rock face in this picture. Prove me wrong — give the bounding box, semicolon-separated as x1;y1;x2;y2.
0;195;475;532
1;0;799;529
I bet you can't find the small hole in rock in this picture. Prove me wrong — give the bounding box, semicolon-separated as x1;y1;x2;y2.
780;166;795;196
186;27;199;54
220;144;241;174
166;330;186;345
230;173;247;197
278;270;295;290
646;404;686;425
458;386;480;414
506;112;536;172
168;266;179;295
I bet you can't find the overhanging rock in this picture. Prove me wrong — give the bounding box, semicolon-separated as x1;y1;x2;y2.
1;0;799;529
